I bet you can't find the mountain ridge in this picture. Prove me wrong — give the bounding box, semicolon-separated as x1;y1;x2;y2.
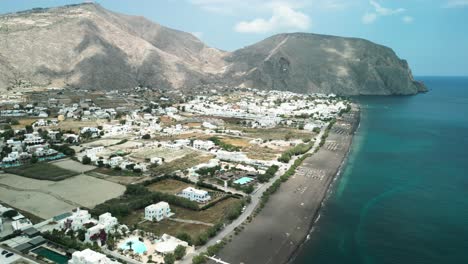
0;3;426;95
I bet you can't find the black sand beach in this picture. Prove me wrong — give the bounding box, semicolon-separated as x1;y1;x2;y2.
211;106;360;264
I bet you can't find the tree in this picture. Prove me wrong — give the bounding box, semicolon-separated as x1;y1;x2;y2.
142;134;151;140
126;240;134;251
164;253;175;264
3;209;18;219
176;232;192;245
77;229;86;242
25;125;34;133
174;245;186;260
30;155;38;164
192;255;205;264
82;155;91;165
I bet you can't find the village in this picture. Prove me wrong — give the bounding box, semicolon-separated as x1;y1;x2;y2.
0;87;351;264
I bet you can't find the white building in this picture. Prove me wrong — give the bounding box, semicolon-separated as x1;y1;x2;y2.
145;202;172;222
193;140;215;151
179;187;211;203
60;208;93;231
150;157;163;165
69;248;120;264
85;213;118;242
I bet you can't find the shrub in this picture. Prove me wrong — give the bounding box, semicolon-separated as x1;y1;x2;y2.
82;155;91;165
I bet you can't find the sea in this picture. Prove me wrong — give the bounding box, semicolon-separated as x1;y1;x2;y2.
293;77;468;264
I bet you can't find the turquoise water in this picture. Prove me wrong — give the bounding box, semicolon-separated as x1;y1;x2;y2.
234;177;254;185
294;77;468;264
32;247;69;264
119;238;147;254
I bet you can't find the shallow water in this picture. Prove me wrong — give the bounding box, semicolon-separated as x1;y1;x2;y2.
293;77;468;264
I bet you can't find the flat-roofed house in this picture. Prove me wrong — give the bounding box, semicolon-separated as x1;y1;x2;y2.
179;187;211;203
145;202;173;222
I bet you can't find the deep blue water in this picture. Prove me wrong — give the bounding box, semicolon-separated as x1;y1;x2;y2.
294;77;468;264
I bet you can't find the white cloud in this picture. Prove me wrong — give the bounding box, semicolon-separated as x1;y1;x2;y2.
444;0;468;8
370;0;405;16
361;0;407;24
402;16;414;24
362;12;377;24
234;2;311;33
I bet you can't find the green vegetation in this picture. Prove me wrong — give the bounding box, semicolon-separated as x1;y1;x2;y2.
209;137;240;152
82;155;91;165
91;184;199;218
257;165;279;183
278;143;314;163
192;240;227;264
174;245;186;260
164;253;175;264
50;144;76;156
5;162;77;181
43;229;99;252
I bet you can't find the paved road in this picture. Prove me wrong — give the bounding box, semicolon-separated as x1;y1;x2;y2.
180;128;326;264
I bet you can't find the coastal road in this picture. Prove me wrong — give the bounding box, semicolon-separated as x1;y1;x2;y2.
180;127;328;264
205;108;359;264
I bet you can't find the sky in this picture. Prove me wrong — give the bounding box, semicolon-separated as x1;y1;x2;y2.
1;0;468;76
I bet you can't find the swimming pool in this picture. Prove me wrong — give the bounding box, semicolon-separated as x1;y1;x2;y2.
119;238;147;254
234;177;254;185
32;247;69;264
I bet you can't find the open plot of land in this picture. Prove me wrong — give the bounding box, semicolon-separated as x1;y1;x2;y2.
5;162;78;181
57;120;100;133
121;198;241;239
123;211;209;239
131;147;193;162
81;139;123;148
10;118;40;130
150;152;214;176
0;173;125;219
219;137;252;148
146;179;195;194
245;145;281;160
151;132;212;141
171;197;242;224
86;170;147;185
107;141;143;152
51;159;95;173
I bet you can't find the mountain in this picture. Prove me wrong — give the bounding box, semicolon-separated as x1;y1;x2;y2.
0;3;426;95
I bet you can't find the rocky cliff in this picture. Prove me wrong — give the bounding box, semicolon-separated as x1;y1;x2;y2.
0;3;426;95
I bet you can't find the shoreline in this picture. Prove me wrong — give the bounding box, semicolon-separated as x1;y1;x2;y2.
286;105;361;264
212;105;361;264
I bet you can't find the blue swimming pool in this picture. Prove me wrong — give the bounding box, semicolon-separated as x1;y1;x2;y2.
234;177;254;185
119;239;147;254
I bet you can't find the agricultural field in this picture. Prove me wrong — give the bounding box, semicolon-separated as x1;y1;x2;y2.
51;159;95;173
5;162;78;181
0;173;125;219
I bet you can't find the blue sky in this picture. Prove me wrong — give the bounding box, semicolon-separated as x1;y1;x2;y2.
1;0;468;76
